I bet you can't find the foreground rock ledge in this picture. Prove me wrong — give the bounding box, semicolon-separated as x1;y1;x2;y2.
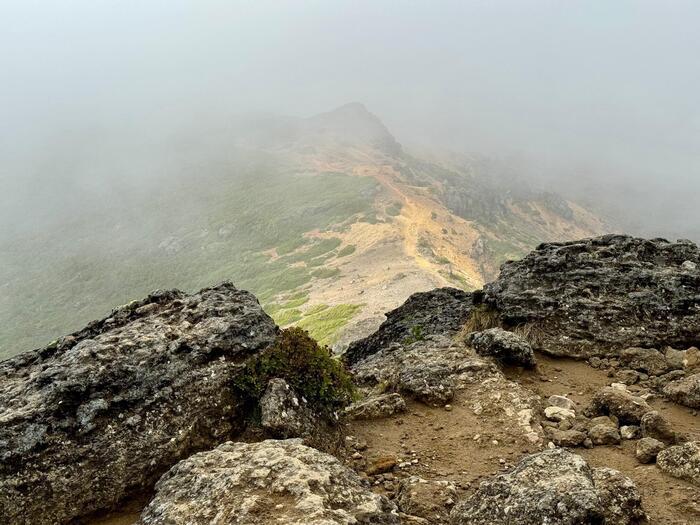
138;439;399;525
0;282;278;525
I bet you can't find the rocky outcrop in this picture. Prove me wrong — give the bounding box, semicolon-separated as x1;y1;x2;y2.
656;441;700;487
484;235;700;358
344;288;474;365
467;328;536;368
450;448;646;524
137;439;399;525
0;282;278;525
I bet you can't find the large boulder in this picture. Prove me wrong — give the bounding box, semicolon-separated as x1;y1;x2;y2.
483;235;700;358
656;441;700;487
589;385;652;425
0;282;278;525
467;328;536;368
137;439;399;525
450;448;646;524
663;373;700;408
344;288;474;365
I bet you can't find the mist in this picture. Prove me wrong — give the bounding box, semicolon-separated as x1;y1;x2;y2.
1;0;699;240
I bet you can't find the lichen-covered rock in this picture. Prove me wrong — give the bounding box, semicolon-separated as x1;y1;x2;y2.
656;441;700;486
640;410;683;445
589;424;621;446
0;282;278;525
467;328;536;368
547;428;587;447
589;385;652;425
663;373;700;408
396;476;456;524
591;467;647;525
483;235;700;358
636;437;665;464
344;393;407;421
450;448;646;524
344;288;474;365
260;378;315;438
137;439;399;525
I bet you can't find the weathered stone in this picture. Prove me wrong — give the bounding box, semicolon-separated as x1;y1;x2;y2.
640;410;683;445
467;328;536;368
684;347;700;370
396;476;456;524
664;347;687;370
344;393;407;420
450;448;645;524
483;235;700;358
0;283;279;525
635;437;665;464
589;385;652;425
590;415;619;428
548;395;575;411
260;378;314;438
137;439;399;524
591;467;647;525
547;428;587;447
344;288;474;365
589;424;621;445
620;425;641;440
367;456;398;476
656;441;700;486
619;348;670;376
544;406;576;422
663;373;700;409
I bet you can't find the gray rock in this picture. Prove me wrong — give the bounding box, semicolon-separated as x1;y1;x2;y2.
620;425;641;440
656;441;700;486
589;385;652;425
547;428;587;447
483;235;700;358
663;373;700;409
619;348;670;376
548;395;576;411
664;347;687;370
344;288;474;365
345;393;407;420
640;410;683;445
450;448;645;524
467;328;536;368
545;406;576;421
635;437;665;464
589;424;621;446
0;282;278;525
137;439;399;524
260;378;314;438
591;467;647;525
396;476;456;524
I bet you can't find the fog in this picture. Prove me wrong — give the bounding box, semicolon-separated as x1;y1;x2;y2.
2;0;699;240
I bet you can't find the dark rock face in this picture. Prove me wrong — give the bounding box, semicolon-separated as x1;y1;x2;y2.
450;448;646;525
0;282;278;525
467;328;536;368
344;288;474;365
484;235;700;358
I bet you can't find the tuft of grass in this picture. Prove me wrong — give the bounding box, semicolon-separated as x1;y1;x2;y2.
271;308;303;326
512;322;548;349
297;303;363;346
461;304;502;336
232;327;356;418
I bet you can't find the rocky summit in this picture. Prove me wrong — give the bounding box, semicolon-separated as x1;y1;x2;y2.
2;235;700;524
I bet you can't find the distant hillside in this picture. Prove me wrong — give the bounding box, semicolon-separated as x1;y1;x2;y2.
0;104;607;358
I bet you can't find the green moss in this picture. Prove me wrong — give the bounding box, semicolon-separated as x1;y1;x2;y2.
232;327;356;418
336;244;356;258
310;267;341;279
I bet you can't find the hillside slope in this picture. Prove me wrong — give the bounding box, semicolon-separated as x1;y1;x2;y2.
0;104;606;358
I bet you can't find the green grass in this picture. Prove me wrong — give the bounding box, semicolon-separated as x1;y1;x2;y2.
0;156;377;358
296;304;363;346
386;201;403;216
336;244;356;258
